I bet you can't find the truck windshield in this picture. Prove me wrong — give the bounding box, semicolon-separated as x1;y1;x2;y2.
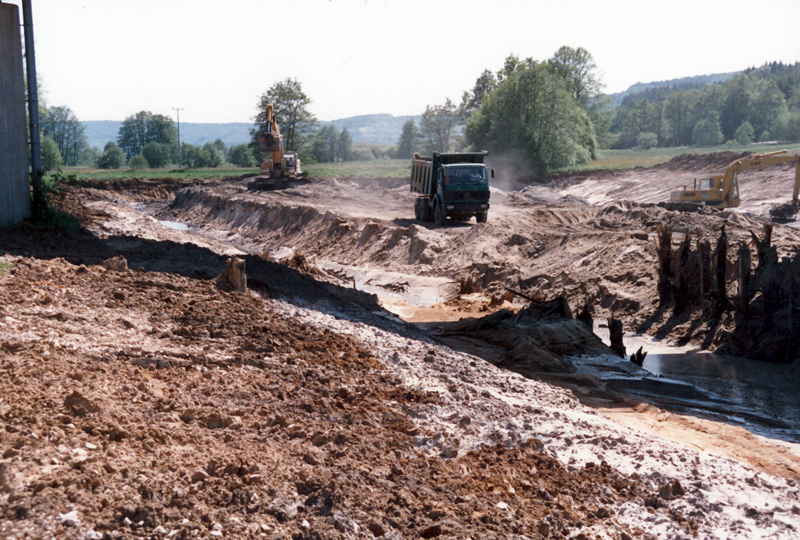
443;167;486;184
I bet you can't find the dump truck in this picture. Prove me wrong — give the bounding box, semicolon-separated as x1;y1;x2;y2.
411;151;493;225
670;149;800;208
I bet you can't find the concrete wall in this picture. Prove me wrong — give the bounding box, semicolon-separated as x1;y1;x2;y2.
0;4;31;227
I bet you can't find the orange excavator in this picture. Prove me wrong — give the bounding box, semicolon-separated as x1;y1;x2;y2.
670;149;800;209
257;103;301;179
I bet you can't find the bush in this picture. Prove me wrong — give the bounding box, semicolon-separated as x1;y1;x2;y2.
734;121;754;145
142;141;171;168
199;143;223;168
692;118;723;146
227;144;255;167
41;136;62;172
128;154;148;170
97;142;126;169
637;132;658;149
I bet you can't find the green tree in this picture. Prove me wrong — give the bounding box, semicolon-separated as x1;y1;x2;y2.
734;121;754;144
117;111;178;159
419;99;458;153
199;142;223;168
548;46;602;109
41;136;62;172
459;69;497;120
720;74;754;142
40;105;88;166
692;116;723;146
180;143;202;168
637;132;658;149
750;79;787;140
338;128;353;161
228;144;255;167
253;78;317;152
97;141;126;169
312;124;340;163
128;154;148;170
142;141;171;168
467;60;595;174
396;119;419;159
213;138;227;157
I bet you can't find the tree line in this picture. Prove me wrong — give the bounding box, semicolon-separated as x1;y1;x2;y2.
37;59;800;174
610;62;800;148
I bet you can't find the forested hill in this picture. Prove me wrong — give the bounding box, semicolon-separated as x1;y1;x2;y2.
607;72;738;107
83;114;421;150
320;114;421;146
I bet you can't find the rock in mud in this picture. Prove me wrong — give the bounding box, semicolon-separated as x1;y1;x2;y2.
63;391;101;416
101;255;128;272
216;256;247;292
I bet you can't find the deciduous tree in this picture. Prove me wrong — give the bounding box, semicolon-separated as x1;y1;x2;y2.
40;105;88;166
253;78;317;152
228;144;255;167
396;119;419;159
117;112;178;160
97;141;126;169
466;61;595;174
419;99;458;153
338;128;353;161
548;46;602;109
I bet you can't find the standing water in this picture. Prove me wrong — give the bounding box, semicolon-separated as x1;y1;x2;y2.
589;324;800;443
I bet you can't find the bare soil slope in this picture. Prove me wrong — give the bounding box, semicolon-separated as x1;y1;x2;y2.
3;155;800;539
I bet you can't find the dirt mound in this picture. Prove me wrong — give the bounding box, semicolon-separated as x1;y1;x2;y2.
658;151;752;173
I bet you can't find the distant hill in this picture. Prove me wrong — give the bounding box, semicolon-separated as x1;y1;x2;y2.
321;114;421;146
84;114;420;150
83;121;252;150
606;72;738;107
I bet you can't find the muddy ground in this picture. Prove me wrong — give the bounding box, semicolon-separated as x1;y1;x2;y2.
2;153;800;539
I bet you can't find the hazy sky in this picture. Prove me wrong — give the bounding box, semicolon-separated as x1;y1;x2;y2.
7;0;800;124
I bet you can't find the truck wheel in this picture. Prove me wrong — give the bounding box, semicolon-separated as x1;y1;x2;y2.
420;200;430;222
434;201;446;226
414;199;421;220
476;212;488;223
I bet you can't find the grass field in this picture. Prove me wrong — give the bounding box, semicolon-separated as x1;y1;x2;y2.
581;142;800;172
58;143;799;182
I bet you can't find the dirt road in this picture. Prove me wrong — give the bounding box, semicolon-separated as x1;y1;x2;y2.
2;155;800;539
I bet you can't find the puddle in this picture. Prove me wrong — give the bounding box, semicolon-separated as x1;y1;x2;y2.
159;220;190;231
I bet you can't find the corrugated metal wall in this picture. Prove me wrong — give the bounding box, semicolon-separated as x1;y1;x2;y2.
0;4;31;228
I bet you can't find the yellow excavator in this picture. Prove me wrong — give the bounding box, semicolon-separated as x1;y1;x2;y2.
257;103;301;179
670;149;800;208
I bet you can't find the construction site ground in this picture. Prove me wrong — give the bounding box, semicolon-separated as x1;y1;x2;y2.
2;152;800;539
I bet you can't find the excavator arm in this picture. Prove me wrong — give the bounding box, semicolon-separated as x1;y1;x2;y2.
721;150;800;207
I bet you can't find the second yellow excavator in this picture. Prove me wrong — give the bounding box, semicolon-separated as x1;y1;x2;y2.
669;149;800;208
257;103;301;179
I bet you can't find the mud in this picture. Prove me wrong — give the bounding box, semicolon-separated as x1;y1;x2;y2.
3;154;800;539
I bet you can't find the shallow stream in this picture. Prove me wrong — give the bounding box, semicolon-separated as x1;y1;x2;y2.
589;327;800;443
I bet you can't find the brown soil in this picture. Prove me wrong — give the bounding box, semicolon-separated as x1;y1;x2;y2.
3;154;800;539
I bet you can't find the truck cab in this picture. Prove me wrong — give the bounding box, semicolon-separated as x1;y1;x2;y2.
436;163;491;223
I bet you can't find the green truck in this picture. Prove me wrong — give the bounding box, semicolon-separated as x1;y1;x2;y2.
410;151;493;225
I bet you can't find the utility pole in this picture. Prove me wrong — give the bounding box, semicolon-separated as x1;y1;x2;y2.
22;0;44;218
173;107;183;168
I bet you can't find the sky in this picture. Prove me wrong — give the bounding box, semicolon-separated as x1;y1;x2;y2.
5;0;800;124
